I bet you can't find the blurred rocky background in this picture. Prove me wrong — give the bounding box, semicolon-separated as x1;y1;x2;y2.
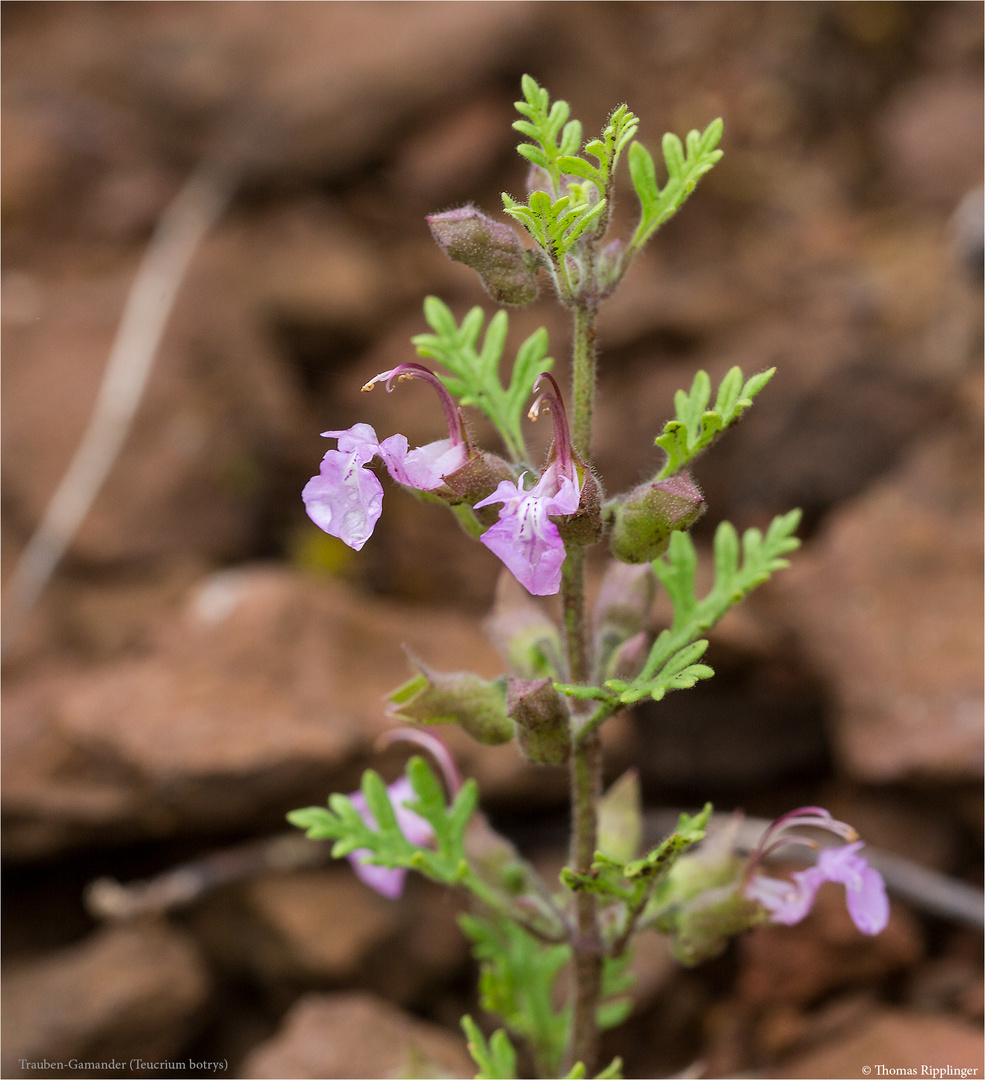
2;2;982;1077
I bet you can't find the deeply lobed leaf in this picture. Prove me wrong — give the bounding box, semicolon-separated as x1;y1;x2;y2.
654;366;775;479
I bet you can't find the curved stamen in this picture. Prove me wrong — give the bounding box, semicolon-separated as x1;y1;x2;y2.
375;726;463;797
743;806;859;881
528;372;573;475
362;363;466;448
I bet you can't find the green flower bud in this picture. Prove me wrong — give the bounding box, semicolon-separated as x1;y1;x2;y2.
507;677;570;765
592;561;655;680
649;816;761;965
483;573;566;679
666;883;762;966
441;450;517;525
608;470;706;564
553;468;604;546
427;205;539;306
387;653;512;746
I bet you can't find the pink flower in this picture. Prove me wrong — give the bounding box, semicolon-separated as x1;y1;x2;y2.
743;808;890;936
302;423;385;551
475;466;580;595
346;776;433;899
474;374;582;596
302;365;469;550
346;729;462;899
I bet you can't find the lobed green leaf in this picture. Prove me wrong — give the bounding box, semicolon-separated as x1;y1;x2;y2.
412;297;554;461
639;512;802;684
462;1015;518;1080
628;117;724;254
654;366;775;479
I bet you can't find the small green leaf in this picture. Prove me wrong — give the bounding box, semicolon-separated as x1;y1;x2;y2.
654;366;774;478
627;117;724;255
628;513;802;697
288;757;479;890
460;913;571;1077
462;1015;517;1080
411;297;554;461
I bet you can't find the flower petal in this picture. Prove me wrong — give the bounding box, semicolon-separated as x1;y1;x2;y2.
302;439;384;552
481;512;567;596
746;868;821;925
816;842;890;935
348;855;408;899
845;864;891;935
321;422;383;458
378;434;467;491
475;470;581;596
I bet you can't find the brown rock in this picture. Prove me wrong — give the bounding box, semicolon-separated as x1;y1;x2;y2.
1;921;210;1077
737;882;923;1009
1;238;306;573
770;1007;985;1079
244;869;398;982
777;429;983;781
2;565;557;856
240;991;473;1080
2;3;543;188
878;73;985;206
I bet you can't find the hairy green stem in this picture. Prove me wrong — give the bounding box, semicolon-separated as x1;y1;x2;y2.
563;298;602;1075
567;727;603;1073
570;301;598;459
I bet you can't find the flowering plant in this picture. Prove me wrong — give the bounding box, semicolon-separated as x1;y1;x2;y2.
290;78;888;1079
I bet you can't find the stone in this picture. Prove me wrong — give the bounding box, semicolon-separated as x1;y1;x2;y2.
777;429;983;781
878;73;984;206
244;869;399;982
0;922;210;1077
736;878;924;1009
2;565;568;857
240;992;473;1079
2;3;543;188
769;1007;985;1079
1;239;307;573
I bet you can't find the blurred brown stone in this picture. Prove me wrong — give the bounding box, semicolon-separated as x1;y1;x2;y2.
240;991;473;1080
878;73;985;206
737;882;923;1008
1;239;307;574
245;869;400;982
778;428;984;781
1;566;499;854
1;921;210;1077
2;565;576;857
769;1007;985;1079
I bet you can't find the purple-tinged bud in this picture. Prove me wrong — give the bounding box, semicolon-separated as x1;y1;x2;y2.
597;769;643;863
442;451;517;523
507;677;570;765
608;631;648;681
387;653;512;746
553;469;604;546
608;470;706;564
597;238;625;297
592;562;655;680
427;205;539;307
483;572;566;679
651;816;759;965
526;164;554;197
